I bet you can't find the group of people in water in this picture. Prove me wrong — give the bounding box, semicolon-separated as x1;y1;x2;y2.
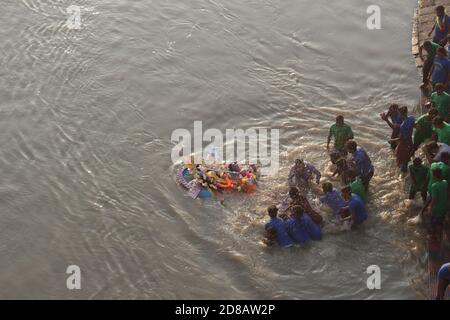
263;115;372;247
263;4;450;299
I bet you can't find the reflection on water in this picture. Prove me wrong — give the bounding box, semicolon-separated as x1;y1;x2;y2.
0;0;424;298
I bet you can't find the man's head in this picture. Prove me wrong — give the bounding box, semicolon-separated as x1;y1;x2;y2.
432;168;443;180
291;205;304;217
336;115;344;127
429;108;439;119
433;116;445;129
289;186;299;199
341;186;352;201
330;151;340;164
268;205;278;218
413;157;423;167
295;158;304;167
423;41;433;52
399;106;408;118
345;140;357;153
389;103;399;112
436;83;445;94
437;47;447;58
322;182;333;194
436;5;446;17
425;141;440;155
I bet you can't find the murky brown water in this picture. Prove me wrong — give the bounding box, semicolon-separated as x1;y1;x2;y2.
0;0;426;299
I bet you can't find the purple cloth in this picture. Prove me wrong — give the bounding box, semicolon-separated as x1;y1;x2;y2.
288;163;321;186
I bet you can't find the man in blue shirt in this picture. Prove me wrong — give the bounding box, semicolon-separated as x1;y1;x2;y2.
431;47;450;89
428;6;450;44
389;106;416;173
340;186;368;230
320;182;347;216
286;206;322;244
346;140;374;191
264;205;294;247
380;104;403;150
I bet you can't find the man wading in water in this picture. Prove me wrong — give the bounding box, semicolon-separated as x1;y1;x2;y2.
327;115;354;154
389;106;416;173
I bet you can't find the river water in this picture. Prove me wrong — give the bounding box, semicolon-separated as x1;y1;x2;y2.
0;0;427;299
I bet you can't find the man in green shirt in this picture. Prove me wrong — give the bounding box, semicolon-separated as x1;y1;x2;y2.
431;83;450;121
422;168;448;239
327;115;354;153
409;157;429;203
432;116;450;145
350;176;367;203
419;41;440;84
413;108;438;150
427;154;450;194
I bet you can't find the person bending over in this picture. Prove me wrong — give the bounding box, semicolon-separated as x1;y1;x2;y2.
286;187;323;225
286;205;322;245
421;168;448;240
420;41;440;84
339;186;369;231
264;205;294;248
320;182;347;217
408;157;429;203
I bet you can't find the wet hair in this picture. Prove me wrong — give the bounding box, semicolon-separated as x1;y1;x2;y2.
432;168;443;179
291;205;304;216
336;115;344;122
433;116;444;126
399;106;408;116
322;182;333;193
341;185;352;194
413;157;422;166
346;140;357;152
289;186;299;197
268;205;278;218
